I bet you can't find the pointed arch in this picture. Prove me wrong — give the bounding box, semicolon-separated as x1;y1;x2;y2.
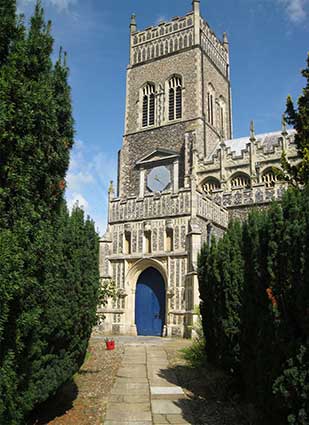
262;167;280;188
230;172;251;189
202;177;221;194
218;95;226;137
142;82;156;128
168;75;183;121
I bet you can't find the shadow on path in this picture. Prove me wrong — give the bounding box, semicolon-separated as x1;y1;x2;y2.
158;360;252;425
27;380;78;425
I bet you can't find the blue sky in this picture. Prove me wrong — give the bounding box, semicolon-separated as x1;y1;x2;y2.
17;0;309;235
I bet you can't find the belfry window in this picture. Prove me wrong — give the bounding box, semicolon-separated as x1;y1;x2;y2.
142;83;155;127
168;76;182;121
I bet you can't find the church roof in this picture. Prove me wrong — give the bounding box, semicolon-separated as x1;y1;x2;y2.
208;129;296;160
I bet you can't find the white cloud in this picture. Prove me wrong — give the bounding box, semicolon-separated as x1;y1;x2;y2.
66;171;94;191
278;0;308;22
65;139;117;236
67;192;89;211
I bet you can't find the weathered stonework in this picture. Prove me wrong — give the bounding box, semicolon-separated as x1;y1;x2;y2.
98;1;300;338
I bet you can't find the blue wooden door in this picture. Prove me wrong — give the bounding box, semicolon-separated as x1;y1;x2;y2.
135;267;166;336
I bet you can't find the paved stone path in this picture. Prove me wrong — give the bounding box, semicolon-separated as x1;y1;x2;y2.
104;338;193;424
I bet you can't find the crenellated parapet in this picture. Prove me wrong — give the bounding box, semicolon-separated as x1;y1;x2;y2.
130;14;194;66
109;189;192;223
200;19;229;77
129;7;229;77
196;125;299;216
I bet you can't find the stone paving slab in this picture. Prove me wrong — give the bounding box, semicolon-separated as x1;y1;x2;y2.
117;366;147;378
150;386;185;395
153;414;192;424
111;382;149;395
105;402;152;422
151;400;186;415
110;394;150;403
104;338;194;424
104;420;152;425
114;377;149;384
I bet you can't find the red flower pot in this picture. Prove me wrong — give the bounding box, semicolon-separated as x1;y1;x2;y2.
106;340;115;350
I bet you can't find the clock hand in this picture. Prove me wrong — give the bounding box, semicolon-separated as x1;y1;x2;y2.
154;175;162;183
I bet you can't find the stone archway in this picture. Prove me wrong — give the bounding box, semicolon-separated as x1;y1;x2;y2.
125;258;168;336
135;267;166;336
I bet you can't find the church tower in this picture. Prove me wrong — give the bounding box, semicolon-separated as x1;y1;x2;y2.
119;0;232;198
99;1;232;337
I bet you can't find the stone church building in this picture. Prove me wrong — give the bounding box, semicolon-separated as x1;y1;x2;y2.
99;0;298;337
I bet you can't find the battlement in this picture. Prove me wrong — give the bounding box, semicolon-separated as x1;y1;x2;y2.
129;4;229;77
130;13;195;67
109;188;228;229
200;19;229;76
200;129;297;168
132;13;194;47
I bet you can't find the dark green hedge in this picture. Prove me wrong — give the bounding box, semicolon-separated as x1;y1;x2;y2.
0;2;100;423
198;188;309;424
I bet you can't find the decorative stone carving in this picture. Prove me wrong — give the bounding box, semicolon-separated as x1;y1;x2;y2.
118;288;128;298
167;288;175;298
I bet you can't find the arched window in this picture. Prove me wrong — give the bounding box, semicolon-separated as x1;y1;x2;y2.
202;177;221;194
219;96;226;138
207;83;215;126
262;168;279;188
168;76;182;121
231;173;251;189
142;83;155;127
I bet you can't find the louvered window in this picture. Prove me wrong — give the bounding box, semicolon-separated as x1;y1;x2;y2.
203;178;221;194
262;169;279;188
142;84;155;127
168;76;182;121
231;173;251;189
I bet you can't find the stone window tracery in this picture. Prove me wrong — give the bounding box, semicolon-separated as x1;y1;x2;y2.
202;177;221;194
262;168;279;188
142;83;155;127
230;173;251;189
168;76;182;121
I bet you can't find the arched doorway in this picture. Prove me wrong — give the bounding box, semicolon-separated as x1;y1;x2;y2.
135;267;166;336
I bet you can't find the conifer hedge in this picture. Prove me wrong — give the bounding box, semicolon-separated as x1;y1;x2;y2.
0;2;100;424
198;188;309;424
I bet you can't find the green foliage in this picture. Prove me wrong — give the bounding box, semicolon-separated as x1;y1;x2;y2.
198;188;309;423
273;346;309;425
181;307;206;368
281;53;309;185
198;221;243;373
0;2;100;424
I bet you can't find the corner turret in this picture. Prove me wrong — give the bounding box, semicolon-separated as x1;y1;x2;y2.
130;13;137;34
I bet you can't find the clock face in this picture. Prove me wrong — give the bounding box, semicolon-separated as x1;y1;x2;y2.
147;166;171;192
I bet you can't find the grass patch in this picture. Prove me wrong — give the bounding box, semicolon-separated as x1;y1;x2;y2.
181;338;206;368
